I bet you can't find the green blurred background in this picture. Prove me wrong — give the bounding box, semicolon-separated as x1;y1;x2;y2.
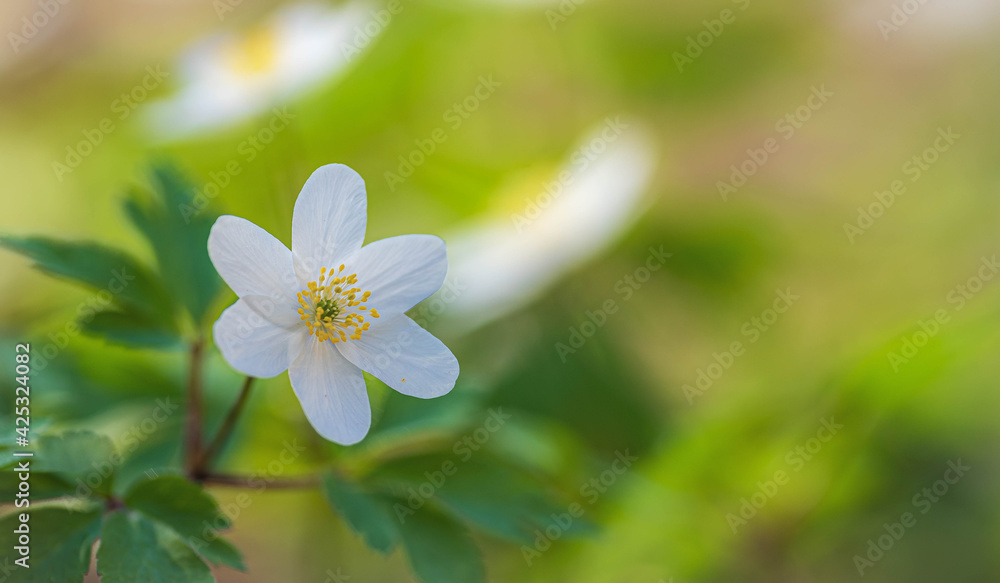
2;0;1000;580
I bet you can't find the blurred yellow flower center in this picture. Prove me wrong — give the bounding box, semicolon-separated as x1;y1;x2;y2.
490;166;561;216
297;265;380;344
226;28;278;76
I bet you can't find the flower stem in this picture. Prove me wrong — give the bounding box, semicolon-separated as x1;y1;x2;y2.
196;376;255;475
183;337;206;479
202;473;320;489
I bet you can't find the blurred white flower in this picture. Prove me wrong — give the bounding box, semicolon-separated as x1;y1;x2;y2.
209;165;458;445
917;0;1000;34
442;118;657;331
850;0;1000;42
147;1;381;140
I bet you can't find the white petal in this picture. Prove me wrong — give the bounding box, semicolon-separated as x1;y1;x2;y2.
291;164;367;283
288;338;371;445
346;235;448;315
213;300;303;378
208;216;299;300
337;314;458;399
241;294;303;328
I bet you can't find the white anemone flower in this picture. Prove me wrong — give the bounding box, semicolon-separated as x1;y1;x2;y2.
147;1;376;140
442;120;657;331
208;164;459;445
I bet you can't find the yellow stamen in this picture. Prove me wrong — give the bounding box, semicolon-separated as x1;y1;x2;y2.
296;265;378;345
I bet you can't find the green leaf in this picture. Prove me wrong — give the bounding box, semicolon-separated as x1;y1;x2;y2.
373;455;590;545
124;475;231;537
369;389;482;444
36;431;116;474
323;472;398;553
36;431;117;496
83;309;182;349
491;312;661;457
124;162;221;325
0;471;76;501
97;511;213;583
0;507;102;582
197;536;246;571
0;419;51;450
123;475;245;570
0;236;172;318
398;508;485;583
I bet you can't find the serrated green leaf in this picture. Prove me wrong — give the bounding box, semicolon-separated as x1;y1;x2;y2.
323;472;398;553
398;508;485;583
124;475;245;572
0;507;102;582
197;536;246;571
124;475;230;537
97;511;213;583
0;236;173;318
124;162;221;325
